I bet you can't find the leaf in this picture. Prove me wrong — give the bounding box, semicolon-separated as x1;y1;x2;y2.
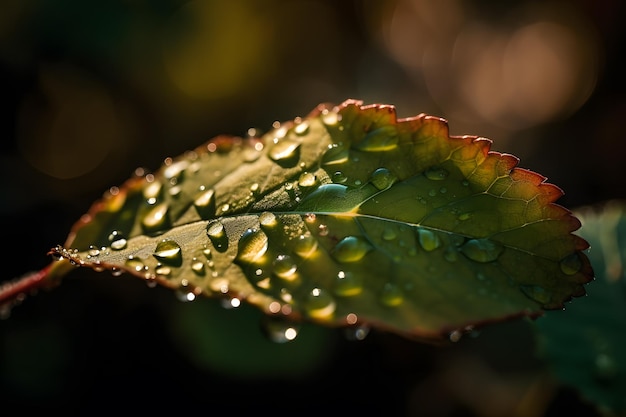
534;200;626;416
7;99;592;341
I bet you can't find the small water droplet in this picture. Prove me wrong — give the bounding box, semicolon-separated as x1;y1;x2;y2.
273;254;297;279
269;138;301;163
155;264;172;277
322;144;349;166
259;211;277;228
321;109;341;126
458;212;472;221
331;236;372;263
417;228;441;252
333;271;363;296
108;230;127;250
370;168;396;190
191;258;206;275
424;166;449;181
318;224;329;236
382;228;397;241
294;234;318;258
163;160;189;181
449;329;463;343
559;253;583;275
460;238;503;263
143;180;163;201
142;202;169;232
125;256;146;273
520;285;551;305
236;228;268;264
305;287;336;319
207;220;228;252
355;126;398;151
193;188;216;217
332;171;348;183
87;245;100;257
380;282;403;307
298;172;317;187
153;239;183;266
261;317;300;343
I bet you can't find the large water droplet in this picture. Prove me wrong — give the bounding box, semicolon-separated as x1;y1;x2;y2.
331;236;372;263
143;180;163;201
207;220;228;252
333;271;363;296
269;139;301;164
304;287;336;319
294;121;310;136
559;253;583;275
142;202;169;232
370;167;397;190
424;166;449;181
355;126;398;151
259;212;278;228
298;172;317;187
460;238;503;262
294;234;318;258
153;239;183;266
236;228;268;264
273;254;297;279
417;228;441;252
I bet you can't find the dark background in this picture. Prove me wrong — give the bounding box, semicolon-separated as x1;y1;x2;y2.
1;0;624;415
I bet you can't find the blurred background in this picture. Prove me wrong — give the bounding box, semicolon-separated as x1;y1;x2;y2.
0;0;624;415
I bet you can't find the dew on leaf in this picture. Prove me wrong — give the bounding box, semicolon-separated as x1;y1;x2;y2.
87;246;100;257
142;202;169;232
153;239;183;266
332;171;348;183
125;256;146;273
370;168;397;190
460;238;504;263
333;271;363;297
293;234;318;258
193;188;216;217
191;259;205;275
520;285;551;305
273;254;298;279
294;121;310;136
259;211;278;228
355;126;398;151
108;230;128;250
207;220;228;252
321;109;341;126
163;160;189;181
155;264;172;277
268;138;301;163
559;253;583;275
304;287;336;319
417;228;441;252
321;144;349;166
380;282;404;307
143;180;162;201
382;227;397;241
424;166;449;181
458;212;472;221
235;228;268;264
331;236;372;263
298;172;317;187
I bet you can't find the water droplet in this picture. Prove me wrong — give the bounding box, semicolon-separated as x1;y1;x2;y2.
322;144;349;166
370;167;397;190
163;160;189;181
153;239;183;266
520;285;551;305
333;271;363;296
236;229;268;264
460;238;503;263
321;109;341;126
318;224;329;236
560;253;582;275
417;229;441;252
304;287;336;319
87;245;100;257
269;138;301;163
273;254;297;279
382;228;397;241
143;180;162;201
344;323;370;341
355;126;398;151
155;264;172;277
193;188;216;217
125;256;146;273
259;211;277;228
142;202;169;232
294;234;318;258
332;171;347;183
219;203;230;214
207;220;228;252
439;187;447;194
449;329;463;343
424;166;449;181
380;282;403;307
331;236;372;263
294;121;310;136
298;172;317;187
108;230;127;250
191;258;206;275
261;317;300;343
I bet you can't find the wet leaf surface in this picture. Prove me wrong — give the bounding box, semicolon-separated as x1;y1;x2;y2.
46;99;592;340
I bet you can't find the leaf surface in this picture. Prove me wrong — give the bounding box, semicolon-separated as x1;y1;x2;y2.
47;99;592;340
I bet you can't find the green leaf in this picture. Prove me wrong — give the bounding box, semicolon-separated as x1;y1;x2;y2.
534;200;626;416
40;99;591;341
